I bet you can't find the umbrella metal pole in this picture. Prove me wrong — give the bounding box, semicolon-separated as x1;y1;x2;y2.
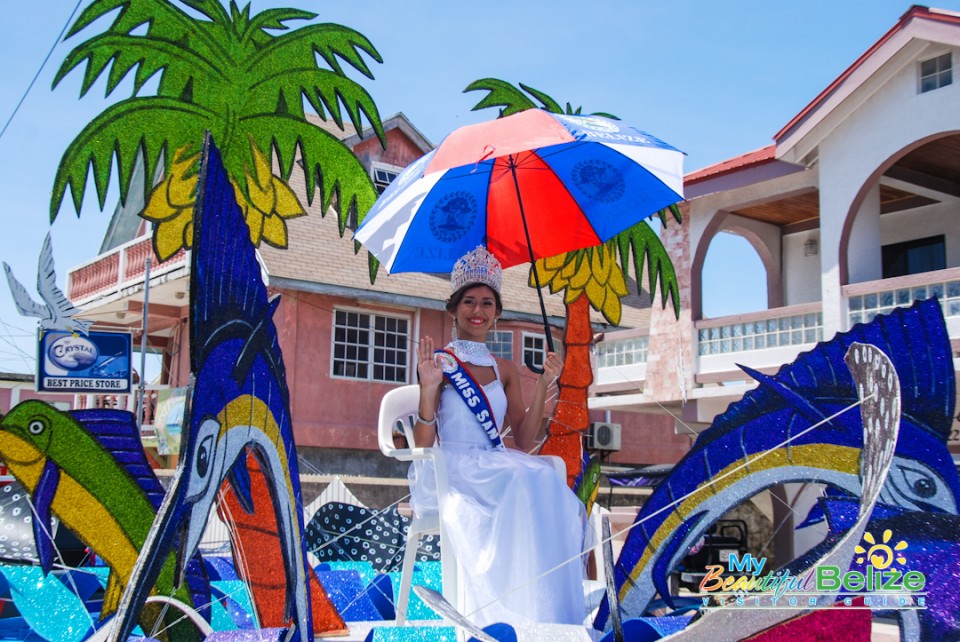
509;157;555;374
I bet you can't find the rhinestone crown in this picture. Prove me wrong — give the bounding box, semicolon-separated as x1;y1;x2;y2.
451;245;502;294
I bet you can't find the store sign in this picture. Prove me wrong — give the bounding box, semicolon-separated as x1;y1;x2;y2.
37;330;132;393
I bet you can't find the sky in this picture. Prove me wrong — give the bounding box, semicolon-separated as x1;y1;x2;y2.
2;0;960;376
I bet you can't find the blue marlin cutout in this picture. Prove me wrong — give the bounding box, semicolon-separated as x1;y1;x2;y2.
595;298;960;628
111;133;313;642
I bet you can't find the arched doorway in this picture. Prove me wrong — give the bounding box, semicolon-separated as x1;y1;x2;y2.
693;212;780;321
840;132;960;288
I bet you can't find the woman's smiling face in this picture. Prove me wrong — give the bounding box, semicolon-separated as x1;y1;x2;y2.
454;284;499;340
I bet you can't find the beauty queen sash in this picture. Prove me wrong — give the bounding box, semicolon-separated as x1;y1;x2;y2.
435;349;503;448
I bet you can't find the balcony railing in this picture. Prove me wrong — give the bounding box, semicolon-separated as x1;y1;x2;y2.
73;384;168;429
844;266;960;326
68;234;188;303
596;335;649;368
592;329;649;391
696;303;824;356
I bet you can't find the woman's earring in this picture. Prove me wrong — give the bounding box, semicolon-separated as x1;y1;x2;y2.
451;318;458;341
494;317;499;336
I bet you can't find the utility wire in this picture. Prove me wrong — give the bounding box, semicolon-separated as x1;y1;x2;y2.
0;0;84;145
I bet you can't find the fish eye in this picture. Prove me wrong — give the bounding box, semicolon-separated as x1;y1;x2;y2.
900;467;937;499
28;419;47;435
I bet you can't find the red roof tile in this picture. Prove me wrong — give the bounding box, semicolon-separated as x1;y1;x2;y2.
684;145;776;185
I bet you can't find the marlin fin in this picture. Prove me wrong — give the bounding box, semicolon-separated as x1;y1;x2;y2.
738;364;830;424
32;460;60;574
232;295;282;386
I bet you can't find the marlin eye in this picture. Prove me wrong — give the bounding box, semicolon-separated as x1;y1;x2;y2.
901;467;937;499
196;436;212;478
28;419;46;435
912;477;936;498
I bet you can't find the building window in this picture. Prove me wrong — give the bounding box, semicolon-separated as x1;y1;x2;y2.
596;336;649;367
332;309;409;383
372;164;401;194
882;235;945;279
486;330;513;360
522;332;546;370
920;53;952;93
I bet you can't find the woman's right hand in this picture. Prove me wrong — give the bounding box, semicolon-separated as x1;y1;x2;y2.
417;336;443;390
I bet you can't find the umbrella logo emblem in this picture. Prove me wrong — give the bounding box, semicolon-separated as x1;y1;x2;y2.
565;115;620;133
430;191;476;243
571;160;625;204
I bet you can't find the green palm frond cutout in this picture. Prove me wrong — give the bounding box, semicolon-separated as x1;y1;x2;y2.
52;0;385;261
616;219;681;318
464;78;618;119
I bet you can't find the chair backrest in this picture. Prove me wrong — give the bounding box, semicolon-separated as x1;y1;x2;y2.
377;385;420;458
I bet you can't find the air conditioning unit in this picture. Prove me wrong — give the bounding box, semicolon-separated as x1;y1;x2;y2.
588;422;622;451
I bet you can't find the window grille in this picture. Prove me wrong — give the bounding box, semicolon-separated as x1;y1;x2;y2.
332;310;409;383
920;53;952;93
522;332;546;370
486;330;513;360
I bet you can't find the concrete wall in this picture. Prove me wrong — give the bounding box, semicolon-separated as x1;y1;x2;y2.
782;229;822;305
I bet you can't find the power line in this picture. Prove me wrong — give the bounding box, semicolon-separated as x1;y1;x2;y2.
0;0;85;145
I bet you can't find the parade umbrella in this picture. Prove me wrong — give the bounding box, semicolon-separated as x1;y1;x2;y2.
354;109;684;371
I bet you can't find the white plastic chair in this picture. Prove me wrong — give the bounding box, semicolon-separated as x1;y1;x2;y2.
377;384;568;624
377;385;457;624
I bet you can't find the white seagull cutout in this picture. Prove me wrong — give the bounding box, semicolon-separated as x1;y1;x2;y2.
3;233;93;335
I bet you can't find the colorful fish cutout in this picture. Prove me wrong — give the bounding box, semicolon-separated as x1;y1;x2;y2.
0;403;207;641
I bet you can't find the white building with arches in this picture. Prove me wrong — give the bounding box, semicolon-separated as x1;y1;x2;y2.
591;5;960;557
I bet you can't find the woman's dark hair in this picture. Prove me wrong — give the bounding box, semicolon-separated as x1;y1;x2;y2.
446;283;503;315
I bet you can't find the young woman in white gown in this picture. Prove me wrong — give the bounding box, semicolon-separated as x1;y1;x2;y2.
409;246;587;628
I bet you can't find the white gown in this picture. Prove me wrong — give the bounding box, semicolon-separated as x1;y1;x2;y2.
409;360;587;628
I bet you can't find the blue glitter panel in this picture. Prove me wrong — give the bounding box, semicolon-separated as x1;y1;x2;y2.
316;570;383;621
321;560;376;586
364;625;458;642
210;599;239;632
205;555;240;581
205;630;287;641
386;570;441;620
86;565;111;589
0;565;93;642
211;580;257;628
597;616;693;642
365;574;396;620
